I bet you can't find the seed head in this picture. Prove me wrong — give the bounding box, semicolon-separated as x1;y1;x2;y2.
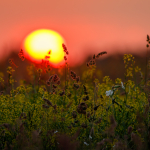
67;93;71;98
87;62;89;67
70;71;77;80
147;35;149;41
77;102;87;114
49;75;53;82
94;105;100;111
83;85;87;91
59;90;65;96
53;84;57;89
64;56;67;61
53;104;57;110
128;126;133;134
45;56;50;59
42;104;49;109
57;80;60;85
93;54;96;59
66;51;69;55
53;74;59;83
83;95;89;101
43;98;53;106
81;123;87;128
73;83;79;89
0;91;3;95
72;111;77;119
95;117;102;124
43;87;46;91
76;76;80;83
62;43;67;52
96;51;107;59
86;112;91;118
74;120;79;123
46;80;50;86
88;60;96;66
21;56;25;61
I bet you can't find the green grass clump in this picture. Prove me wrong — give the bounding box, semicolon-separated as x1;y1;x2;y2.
0;36;150;150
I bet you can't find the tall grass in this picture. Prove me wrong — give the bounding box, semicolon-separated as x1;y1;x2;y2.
0;35;150;150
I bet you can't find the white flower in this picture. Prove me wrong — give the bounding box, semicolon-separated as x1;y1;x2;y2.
84;142;89;146
54;130;58;134
121;82;125;89
105;90;113;96
89;135;92;139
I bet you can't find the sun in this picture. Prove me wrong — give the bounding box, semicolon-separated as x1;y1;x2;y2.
22;29;66;68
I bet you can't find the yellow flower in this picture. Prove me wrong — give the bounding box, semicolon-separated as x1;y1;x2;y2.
134;66;141;73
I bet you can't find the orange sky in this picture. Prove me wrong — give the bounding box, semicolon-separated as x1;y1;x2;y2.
0;0;149;67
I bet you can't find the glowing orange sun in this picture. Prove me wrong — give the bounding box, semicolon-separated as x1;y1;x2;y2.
22;29;66;68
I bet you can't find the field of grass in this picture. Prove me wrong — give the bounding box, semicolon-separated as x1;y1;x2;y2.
0;36;150;150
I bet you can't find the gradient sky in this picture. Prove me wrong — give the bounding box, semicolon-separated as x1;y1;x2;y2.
0;0;149;67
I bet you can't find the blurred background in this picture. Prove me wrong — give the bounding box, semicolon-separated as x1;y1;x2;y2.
0;0;150;88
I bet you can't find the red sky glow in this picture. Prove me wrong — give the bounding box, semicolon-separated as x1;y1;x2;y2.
0;0;149;67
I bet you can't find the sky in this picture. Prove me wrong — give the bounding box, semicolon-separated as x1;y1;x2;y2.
0;0;149;67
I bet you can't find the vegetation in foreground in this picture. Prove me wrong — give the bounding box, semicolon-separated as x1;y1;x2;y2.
0;36;150;150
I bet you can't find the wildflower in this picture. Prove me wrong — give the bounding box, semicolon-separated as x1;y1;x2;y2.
54;130;58;134
89;135;92;139
84;142;89;146
121;82;125;89
105;90;113;96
